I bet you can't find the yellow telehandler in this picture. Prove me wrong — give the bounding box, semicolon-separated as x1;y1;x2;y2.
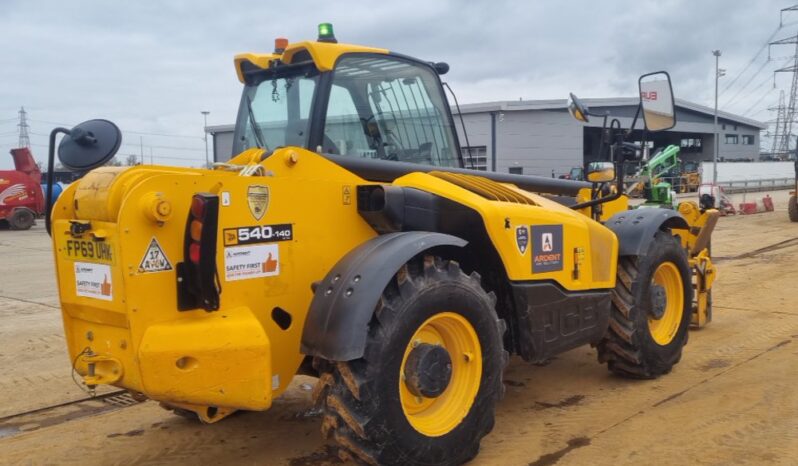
45;24;716;465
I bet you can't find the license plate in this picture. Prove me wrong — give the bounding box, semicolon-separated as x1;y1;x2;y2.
60;239;115;264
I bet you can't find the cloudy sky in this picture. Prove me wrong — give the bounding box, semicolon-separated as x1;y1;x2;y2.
1;0;795;169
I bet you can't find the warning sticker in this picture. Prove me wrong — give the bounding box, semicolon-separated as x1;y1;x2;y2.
224;244;279;282
532;225;564;273
138;237;173;273
74;262;113;301
342;185;352;205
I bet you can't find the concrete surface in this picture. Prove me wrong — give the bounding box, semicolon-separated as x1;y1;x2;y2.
0;190;796;465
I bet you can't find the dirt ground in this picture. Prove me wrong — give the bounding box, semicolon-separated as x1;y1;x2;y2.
1;190;797;466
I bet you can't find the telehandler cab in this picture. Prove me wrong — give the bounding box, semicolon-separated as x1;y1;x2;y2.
47;24;716;465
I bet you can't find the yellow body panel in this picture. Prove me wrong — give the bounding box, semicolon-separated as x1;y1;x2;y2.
393;172;617;289
52;147;619;413
234;41;389;83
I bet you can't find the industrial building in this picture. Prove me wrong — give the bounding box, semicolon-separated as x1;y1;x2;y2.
207;97;765;178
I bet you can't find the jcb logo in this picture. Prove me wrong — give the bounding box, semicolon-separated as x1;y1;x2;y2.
223;224;293;246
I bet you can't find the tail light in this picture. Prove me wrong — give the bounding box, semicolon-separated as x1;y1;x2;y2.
177;193;221;311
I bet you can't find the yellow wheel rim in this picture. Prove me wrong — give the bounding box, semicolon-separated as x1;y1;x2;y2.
399;312;482;437
648;262;684;346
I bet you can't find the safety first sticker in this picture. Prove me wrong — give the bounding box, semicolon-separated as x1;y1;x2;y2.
224;244;279;281
532;225;564;273
74;262;113;301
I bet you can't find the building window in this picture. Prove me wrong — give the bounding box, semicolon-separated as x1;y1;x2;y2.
461;146;488;171
680;137;702;153
722;123;726;130
733;125;738;131
725;134;738;144
742;135;754;145
509;166;523;175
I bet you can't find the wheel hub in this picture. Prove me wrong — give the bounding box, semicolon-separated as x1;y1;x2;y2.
403;343;452;398
650;284;667;320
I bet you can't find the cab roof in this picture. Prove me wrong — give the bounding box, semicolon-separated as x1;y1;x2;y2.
234;40;389;83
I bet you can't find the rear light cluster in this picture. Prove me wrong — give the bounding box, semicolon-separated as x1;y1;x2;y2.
177;193;221;311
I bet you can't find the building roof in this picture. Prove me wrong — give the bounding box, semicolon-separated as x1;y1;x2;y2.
454;97;767;130
206;124;235;134
206;97;767;135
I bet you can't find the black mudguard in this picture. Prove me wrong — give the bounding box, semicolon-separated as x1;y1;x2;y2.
300;231;467;361
605;208;688;257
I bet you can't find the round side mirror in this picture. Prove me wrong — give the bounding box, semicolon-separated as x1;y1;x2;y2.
57;119;122;171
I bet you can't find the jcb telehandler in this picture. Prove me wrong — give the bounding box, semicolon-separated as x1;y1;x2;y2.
46;24;716;465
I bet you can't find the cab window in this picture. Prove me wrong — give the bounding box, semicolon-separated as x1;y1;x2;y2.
323;55;459;167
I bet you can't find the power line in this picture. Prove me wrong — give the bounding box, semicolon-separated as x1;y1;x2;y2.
27;119;204;140
723;58;773;108
742;86;776;115
720;24;782;97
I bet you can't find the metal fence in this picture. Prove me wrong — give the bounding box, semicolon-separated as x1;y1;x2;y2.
640;176;794;195
716;178;794;194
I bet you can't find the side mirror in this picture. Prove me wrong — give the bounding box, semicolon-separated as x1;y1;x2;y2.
639;71;676;132
57;119;122;172
586;162;615;183
568;93;590;123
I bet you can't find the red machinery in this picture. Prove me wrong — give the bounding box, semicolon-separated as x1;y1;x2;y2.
0;148;44;230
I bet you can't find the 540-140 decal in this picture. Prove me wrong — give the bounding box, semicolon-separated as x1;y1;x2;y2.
224;223;293;246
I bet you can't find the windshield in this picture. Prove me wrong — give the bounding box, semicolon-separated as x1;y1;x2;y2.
232;64;319;154
322;55;459;167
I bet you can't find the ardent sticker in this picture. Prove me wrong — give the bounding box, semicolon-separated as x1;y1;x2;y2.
532;225;563;273
224;244;279;281
515;226;529;254
221;191;231;207
247;185;270;221
74;262;113;301
138;237;173;273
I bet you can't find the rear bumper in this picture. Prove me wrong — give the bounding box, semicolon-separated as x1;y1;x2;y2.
69;306;273;411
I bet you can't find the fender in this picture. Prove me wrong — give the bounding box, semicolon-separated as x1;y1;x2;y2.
605;208;688;257
300;231;467;361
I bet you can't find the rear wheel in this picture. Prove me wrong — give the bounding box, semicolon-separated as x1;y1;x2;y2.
789;194;798;222
314;256;507;466
598;232;692;378
9;209;34;230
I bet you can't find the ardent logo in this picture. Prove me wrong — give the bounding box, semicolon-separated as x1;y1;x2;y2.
542;233;553;252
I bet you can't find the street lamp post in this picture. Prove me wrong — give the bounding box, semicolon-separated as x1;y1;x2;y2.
712;50;724;185
201;111;210;168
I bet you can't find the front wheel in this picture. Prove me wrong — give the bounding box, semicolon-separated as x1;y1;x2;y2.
314;256;507;466
598;231;692;378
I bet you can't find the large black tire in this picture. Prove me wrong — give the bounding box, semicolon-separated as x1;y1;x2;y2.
9;209;34;230
314;256;507;466
598;232;692;378
789;194;798;222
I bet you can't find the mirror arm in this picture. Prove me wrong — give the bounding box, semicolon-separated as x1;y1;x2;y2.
626;103;642;139
571;143;627;212
46;127;71;236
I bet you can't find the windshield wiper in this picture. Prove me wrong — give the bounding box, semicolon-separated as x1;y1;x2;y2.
245;94;268;151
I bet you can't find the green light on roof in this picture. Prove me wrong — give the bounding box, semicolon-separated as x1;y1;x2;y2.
318;23;334;38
